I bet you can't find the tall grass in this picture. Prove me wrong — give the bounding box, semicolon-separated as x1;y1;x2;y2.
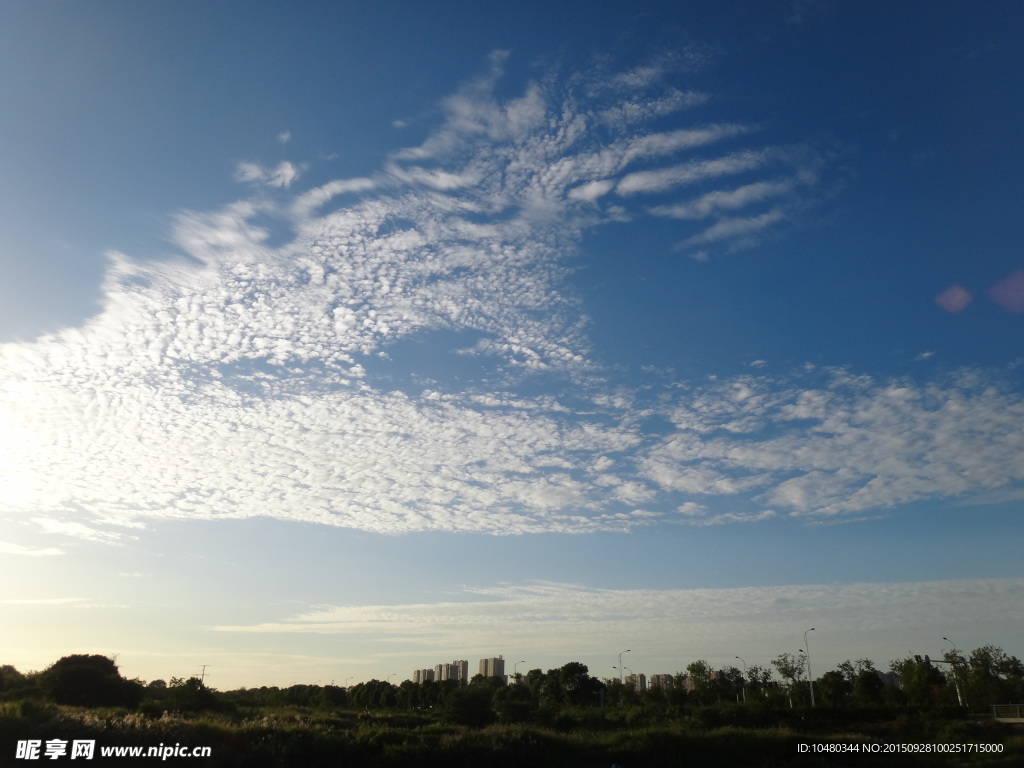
1;699;1019;767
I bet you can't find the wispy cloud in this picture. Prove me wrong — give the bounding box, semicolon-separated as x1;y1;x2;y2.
31;518;133;544
649;179;794;220
289;177;376;219
234;160;303;188
211;578;1024;666
616;149;776;196
1;597;89;605
0;541;64;557
678;208;786;248
597;89;709;130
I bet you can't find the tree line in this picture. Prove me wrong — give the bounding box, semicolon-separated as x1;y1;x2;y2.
2;645;1021;725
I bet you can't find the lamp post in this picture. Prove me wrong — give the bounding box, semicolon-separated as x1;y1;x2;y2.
618;649;631;685
804;628;816;707
345;676;353;687
387;673;397;684
943;637;965;707
735;656;748;703
514;660;526;684
796;650;806;709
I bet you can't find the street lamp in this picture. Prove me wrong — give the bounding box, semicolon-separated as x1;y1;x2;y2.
345;676;353;687
735;656;748;703
943;637;965;707
514;660;526;684
618;649;631;685
804;628;816;708
387;673;397;684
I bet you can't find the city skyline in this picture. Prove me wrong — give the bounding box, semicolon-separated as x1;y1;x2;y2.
2;1;1023;689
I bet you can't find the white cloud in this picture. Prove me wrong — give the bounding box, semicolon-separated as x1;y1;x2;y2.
568;179;614;202
684;509;776;526
640;369;1024;518
270;162;301;188
676;501;706;516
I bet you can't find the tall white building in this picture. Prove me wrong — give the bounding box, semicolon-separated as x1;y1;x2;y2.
625;673;647;693
479;655;505;680
434;660;469;683
412;668;435;684
649;674;673;690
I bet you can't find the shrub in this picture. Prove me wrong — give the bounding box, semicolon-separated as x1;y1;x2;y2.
40;655;143;708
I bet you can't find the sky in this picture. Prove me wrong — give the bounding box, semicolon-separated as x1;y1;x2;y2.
2;0;1023;690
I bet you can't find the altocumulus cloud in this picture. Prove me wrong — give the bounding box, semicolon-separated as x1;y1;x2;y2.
1;52;1023;543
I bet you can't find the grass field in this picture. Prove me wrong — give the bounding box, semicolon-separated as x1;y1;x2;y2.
4;700;1022;767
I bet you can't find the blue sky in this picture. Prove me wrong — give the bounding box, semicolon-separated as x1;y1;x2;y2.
2;1;1023;688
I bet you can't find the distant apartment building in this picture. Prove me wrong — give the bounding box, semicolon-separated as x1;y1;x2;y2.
624;673;647;693
412;668;434;684
479;655;506;681
434;660;469;683
877;670;899;689
648;674;674;690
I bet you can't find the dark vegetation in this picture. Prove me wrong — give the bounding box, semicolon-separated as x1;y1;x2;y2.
2;650;1022;766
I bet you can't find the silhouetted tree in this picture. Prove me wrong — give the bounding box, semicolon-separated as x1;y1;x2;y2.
815;670;852;708
0;665;36;700
963;645;1024;705
685;660;716;705
890;656;946;706
166;676;220;713
41;655;142;708
445;683;495;726
745;664;773;699
491;682;536;723
558;662;602;707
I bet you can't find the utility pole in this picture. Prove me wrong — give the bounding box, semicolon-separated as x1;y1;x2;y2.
199;665;209;684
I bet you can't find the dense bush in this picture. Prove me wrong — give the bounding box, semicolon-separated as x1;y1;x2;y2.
165;676;227;714
40;655;143;708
